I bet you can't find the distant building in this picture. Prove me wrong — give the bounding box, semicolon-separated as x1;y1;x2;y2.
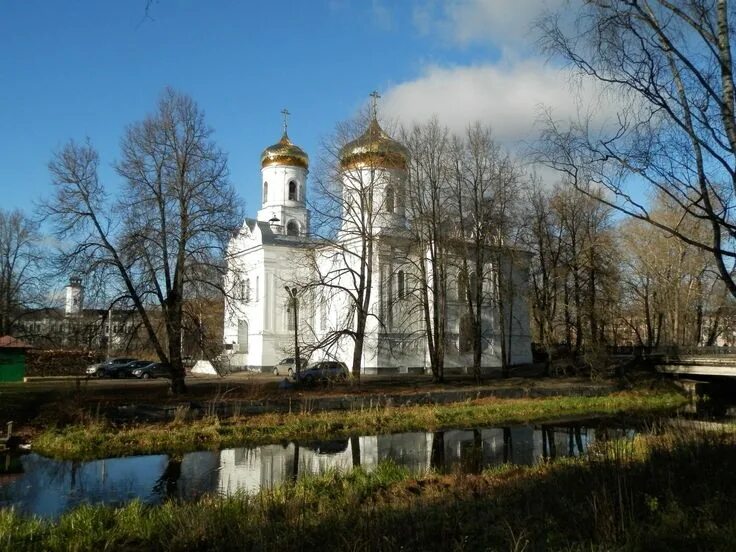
17;278;141;351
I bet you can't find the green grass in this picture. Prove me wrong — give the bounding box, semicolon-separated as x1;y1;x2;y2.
33;387;687;460
4;426;736;551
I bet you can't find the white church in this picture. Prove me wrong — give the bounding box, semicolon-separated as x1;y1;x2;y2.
223;102;533;374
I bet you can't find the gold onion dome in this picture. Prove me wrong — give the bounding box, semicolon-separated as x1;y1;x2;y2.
261;132;309;169
340;118;408;170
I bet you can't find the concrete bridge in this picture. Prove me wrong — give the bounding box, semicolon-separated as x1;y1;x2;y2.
656;356;736;378
621;346;736;378
607;346;736;378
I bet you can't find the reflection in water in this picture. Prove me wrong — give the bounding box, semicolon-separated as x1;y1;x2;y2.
0;422;634;518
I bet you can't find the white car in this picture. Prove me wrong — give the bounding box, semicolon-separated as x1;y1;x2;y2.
273;357;308;376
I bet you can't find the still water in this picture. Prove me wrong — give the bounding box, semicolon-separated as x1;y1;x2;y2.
0;421;634;518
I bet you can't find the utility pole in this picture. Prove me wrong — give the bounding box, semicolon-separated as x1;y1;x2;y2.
284;286;300;382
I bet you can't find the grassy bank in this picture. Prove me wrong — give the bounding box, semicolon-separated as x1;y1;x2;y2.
4;427;736;551
34;387;687;460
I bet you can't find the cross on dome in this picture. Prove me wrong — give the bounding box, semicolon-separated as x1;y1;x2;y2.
280;108;290;135
369;91;380;120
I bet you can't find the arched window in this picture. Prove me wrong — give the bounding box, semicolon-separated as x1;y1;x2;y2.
470;272;479;295
263;181;268;203
459;315;473;353
397;270;405;299
286;220;299;236
385;186;394;213
288;180;297;201
457;271;468;301
238;319;249;353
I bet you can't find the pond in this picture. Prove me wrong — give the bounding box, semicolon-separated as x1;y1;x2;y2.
1;420;635;518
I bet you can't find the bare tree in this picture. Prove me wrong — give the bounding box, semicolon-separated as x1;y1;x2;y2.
619;193;734;348
523;182;565;374
537;0;736;299
403;119;453;382
0;209;44;336
449;124;523;379
299;108;406;379
43;88;241;393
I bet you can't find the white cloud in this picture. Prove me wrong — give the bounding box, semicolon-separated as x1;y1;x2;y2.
382;60;615;145
380;58;625;186
414;0;565;50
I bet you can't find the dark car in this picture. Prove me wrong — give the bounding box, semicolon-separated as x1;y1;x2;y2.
273;357;308;376
292;361;349;384
102;358;141;378
131;362;172;379
86;357;137;378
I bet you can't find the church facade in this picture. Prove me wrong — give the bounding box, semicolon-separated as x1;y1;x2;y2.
223;110;532;374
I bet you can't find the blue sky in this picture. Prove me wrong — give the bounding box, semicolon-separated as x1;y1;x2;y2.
2;1;584;217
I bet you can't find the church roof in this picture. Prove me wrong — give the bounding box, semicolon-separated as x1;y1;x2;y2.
340;117;408;171
260;132;309;169
243;219;322;248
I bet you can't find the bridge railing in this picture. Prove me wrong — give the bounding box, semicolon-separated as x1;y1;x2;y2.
607;345;736;360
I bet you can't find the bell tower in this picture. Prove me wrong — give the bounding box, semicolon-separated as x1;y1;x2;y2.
257;109;309;236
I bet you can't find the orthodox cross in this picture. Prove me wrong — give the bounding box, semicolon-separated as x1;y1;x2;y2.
369;90;380;119
281;108;290;135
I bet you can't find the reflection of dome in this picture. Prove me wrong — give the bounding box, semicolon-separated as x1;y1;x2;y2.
340;118;408;170
261;133;309;169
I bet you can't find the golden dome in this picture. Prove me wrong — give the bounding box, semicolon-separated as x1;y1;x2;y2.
261;133;309;169
340;118;408;170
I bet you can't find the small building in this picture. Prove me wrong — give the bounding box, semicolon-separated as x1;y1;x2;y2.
0;336;31;382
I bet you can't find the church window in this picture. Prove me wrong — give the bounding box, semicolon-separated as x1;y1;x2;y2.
263;181;268;203
459;315;473;353
457;271;468;301
387;268;394;328
288;180;297;201
319;296;327;331
286;220;299;236
397;270;405;299
385;186;394;213
470;272;479;296
245;279;251;302
255;276;259;300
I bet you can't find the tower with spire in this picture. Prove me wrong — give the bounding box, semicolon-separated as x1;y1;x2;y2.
338;91;408;237
257;109;309;236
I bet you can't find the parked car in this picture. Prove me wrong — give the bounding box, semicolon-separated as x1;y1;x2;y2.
292;361;349;384
131;362;172;379
102;358;142;378
86;357;137;378
273;357;308;376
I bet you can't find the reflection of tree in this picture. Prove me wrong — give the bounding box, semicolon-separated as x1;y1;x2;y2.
541;427;557;461
291;442;299;483
574;427;585;456
350;436;361;468
153;458;181;499
503;428;512;463
430;431;445;471
471;430;483;472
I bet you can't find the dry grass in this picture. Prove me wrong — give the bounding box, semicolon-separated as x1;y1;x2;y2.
34;387;687;460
